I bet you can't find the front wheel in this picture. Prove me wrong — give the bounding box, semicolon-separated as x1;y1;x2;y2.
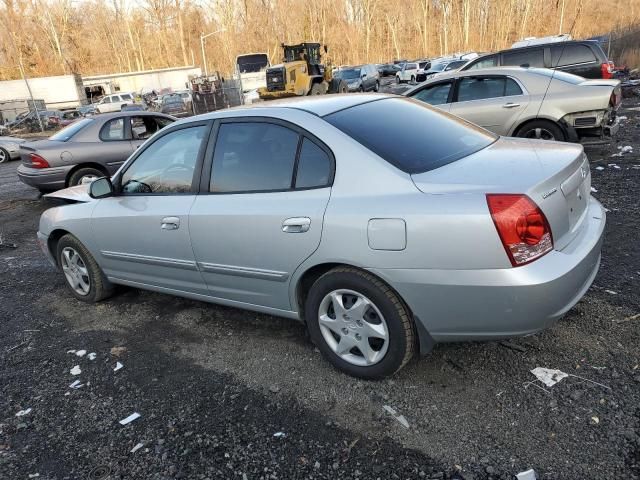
56;234;114;302
305;267;415;379
0;147;9;164
516;120;566;141
395;76;400;84
68;167;104;186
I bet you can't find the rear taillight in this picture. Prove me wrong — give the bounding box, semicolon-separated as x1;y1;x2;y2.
29;153;50;169
601;61;614;79
486;194;553;267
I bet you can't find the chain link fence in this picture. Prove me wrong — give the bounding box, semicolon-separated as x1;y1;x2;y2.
191;77;243;115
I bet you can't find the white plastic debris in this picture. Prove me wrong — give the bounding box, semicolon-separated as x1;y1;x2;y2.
382;405;410;429
130;442;144;453
70;365;81;375
605;290;618;295
617;115;627;121
620;145;633;153
28;474;40;479
114;362;124;372
15;408;32;417
595;166;605;171
591;187;598;193
66;350;76;354
516;469;537;480
119;412;141;425
88;352;97;360
273;431;286;438
531;367;569;387
75;350;87;357
69;380;84;389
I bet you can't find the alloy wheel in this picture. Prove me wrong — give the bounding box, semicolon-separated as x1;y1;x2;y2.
523;127;556;141
0;148;7;164
61;247;91;296
317;289;389;366
78;174;99;185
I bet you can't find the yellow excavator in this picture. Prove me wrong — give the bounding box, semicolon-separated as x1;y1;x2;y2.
258;43;347;100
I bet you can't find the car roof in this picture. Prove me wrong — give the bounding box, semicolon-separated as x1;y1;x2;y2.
197;93;393;118
94;111;173;119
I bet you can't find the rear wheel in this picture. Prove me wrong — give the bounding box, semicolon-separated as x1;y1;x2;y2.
411;75;416;83
310;83;324;95
56;234;114;303
68;167;104;187
374;81;380;92
395;76;400;84
516;120;566;141
0;147;9;164
305;267;415;379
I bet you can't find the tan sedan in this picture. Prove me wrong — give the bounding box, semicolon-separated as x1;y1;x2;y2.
404;67;621;143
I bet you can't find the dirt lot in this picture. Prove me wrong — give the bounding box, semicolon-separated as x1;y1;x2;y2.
1;97;639;480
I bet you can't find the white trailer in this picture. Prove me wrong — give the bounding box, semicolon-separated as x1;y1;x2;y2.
0;74;86;109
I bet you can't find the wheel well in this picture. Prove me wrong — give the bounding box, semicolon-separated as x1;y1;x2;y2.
47;229;70;266
513;118;565;137
65;163;109;187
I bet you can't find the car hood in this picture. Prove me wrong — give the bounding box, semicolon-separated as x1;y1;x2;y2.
44;184;91;203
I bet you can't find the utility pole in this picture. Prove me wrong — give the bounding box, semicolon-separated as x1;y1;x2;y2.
17;59;44;132
200;29;226;77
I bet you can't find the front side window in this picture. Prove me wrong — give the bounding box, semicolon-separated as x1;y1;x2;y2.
457;77;508;102
102;97;112;104
100;118;126;141
121;126;206;194
502;49;545;68
410;82;452;105
131;116;174;140
210;122;299;193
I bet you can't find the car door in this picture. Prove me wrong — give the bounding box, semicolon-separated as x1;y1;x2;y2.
408;80;454;113
91;121;211;293
448;75;529;135
96;117;138;173
189;118;333;311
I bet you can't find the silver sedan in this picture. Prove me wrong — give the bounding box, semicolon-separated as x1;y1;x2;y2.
37;94;605;378
0;136;27;163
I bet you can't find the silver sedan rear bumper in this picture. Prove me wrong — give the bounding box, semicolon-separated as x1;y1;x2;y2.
17;164;70;191
370;197;606;342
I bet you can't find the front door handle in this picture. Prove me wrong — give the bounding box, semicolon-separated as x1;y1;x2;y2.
161;216;180;230
282;217;311;233
502;102;521;108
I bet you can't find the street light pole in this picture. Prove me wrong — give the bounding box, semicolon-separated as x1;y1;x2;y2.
200;29;226;77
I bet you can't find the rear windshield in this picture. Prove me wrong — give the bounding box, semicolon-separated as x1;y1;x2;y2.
531;68;584;84
49;118;94;141
324;98;496;174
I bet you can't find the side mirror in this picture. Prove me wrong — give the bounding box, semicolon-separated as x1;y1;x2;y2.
89;177;114;199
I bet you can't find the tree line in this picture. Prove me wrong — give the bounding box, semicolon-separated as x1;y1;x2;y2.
0;0;638;82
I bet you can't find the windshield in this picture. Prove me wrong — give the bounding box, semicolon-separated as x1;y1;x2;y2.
49;118;93;141
237;54;269;73
531;68;584;84
340;69;361;79
324;98;496;174
430;62;448;72
163;96;183;104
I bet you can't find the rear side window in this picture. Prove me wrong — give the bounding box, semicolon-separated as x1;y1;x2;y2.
100;118;125;141
502;49;544;68
325;98;496;174
551;44;597;67
49;118;93;141
295;139;332;189
210;122;299;192
457;76;523;102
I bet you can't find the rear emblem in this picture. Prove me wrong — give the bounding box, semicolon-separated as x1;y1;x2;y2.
542;187;557;199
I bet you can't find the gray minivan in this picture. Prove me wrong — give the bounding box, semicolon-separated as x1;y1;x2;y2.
335;64;380;92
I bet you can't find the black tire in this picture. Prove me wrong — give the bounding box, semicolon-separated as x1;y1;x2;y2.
374;81;380;92
395;76;400;84
56;234;114;303
68;167;105;187
337;80;348;93
358;86;364;93
305;266;415;379
0;147;9;164
309;83;323;95
515;120;566;141
411;75;416;83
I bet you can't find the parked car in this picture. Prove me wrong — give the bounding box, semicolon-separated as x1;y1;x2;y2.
404;67;621;142
377;63;401;77
160;94;191;117
416;58;469;82
38;94;605;379
77;105;96;117
461;40;615;79
175;90;193;112
0;136;27;163
60;110;82;127
334;64;380;92
94;93;136;113
17;111;175;192
396;61;431;83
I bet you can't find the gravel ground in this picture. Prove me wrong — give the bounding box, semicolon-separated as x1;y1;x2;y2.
1;96;639;480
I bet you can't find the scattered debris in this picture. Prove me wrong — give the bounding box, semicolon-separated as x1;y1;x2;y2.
110;346;127;357
595;166;605;171
75;350;87;357
611;146;633;158
15;408;32;417
499;340;526;353
531;367;569;387
0;232;18;249
382;405;410;429
28;474;40;479
516;469;537;480
88;352;96;360
69;380;84;389
605;290;618;295
591;187;598;193
130;442;144;453
616;313;640;323
114;362;123;372
70;365;81;376
66;350;76;354
273;431;286;438
269;385;280;393
119;412;141;425
7;341;28;352
591;416;600;425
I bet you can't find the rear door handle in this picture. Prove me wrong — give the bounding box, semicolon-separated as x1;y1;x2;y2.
282;217;311;233
502;103;521;108
161;216;180;230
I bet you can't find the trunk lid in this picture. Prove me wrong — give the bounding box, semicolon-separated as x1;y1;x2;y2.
411;137;591;251
19;140;61;165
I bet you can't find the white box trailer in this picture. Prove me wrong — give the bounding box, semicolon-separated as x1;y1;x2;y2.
82;66;202;98
0;74;86;109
